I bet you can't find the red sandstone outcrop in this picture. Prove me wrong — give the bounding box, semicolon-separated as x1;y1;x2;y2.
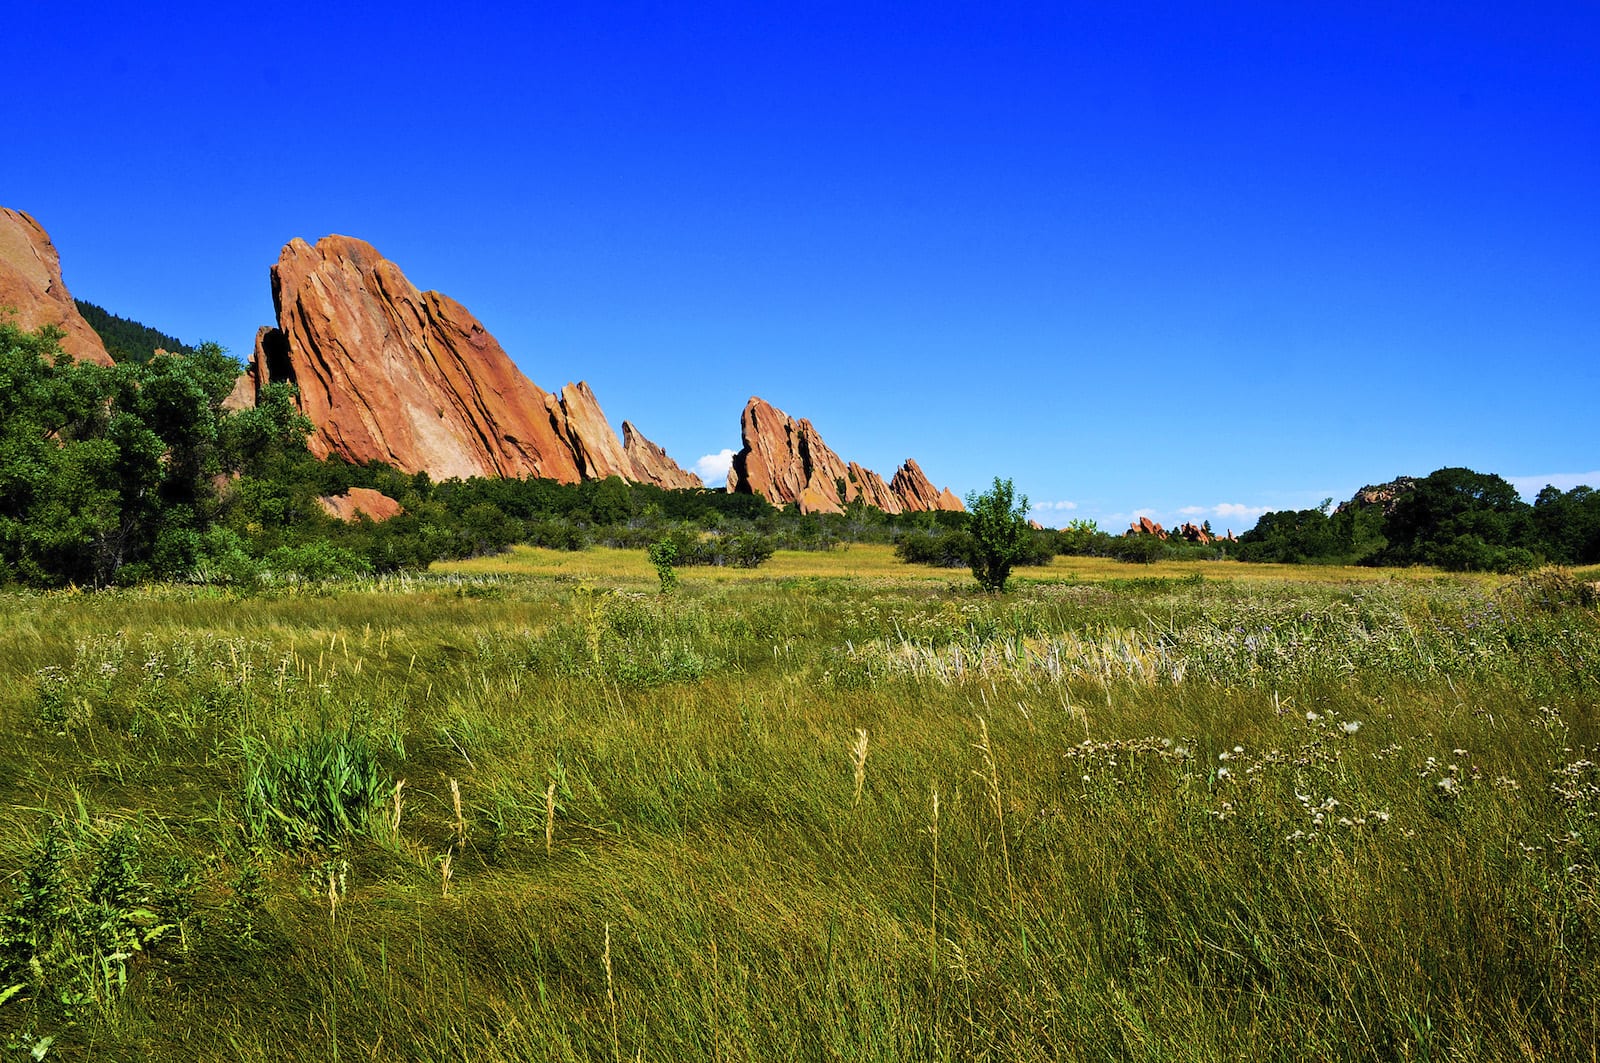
228;235;703;487
317;487;404;522
1127;516;1169;538
890;458;965;513
727;398;963;515
847;461;903;514
623;421;703;490
241;235;585;481
0;208;114;366
546;381;632;481
1337;477;1418;516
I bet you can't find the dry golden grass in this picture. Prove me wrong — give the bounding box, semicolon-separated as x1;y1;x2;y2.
435;542;1454;586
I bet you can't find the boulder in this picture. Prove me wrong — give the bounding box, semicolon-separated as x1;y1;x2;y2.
623;421;703;490
317;487;404;522
1337;477;1419;516
0;208;114;366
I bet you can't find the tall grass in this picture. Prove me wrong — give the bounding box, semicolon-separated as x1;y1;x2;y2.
0;563;1595;1059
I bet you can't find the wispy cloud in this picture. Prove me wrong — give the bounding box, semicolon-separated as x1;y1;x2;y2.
1507;470;1600;499
695;449;736;483
1031;500;1079;513
1212;502;1269;520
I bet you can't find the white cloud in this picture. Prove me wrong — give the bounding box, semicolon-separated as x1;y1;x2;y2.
695;449;736;483
1030;500;1079;513
1177;505;1206;516
1507;470;1600;499
1212;503;1269;520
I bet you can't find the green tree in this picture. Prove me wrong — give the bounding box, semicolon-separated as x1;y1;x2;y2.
965;477;1031;592
1380;467;1535;572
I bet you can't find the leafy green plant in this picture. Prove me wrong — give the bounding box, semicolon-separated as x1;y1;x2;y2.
965;477;1031;592
241;726;392;847
0;822;170;1019
647;538;679;592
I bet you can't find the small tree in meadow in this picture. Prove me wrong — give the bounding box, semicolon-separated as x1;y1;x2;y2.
647;538;679;592
966;477;1031;592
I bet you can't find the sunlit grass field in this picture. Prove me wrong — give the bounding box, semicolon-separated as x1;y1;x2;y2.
439;542;1454;587
1;551;1597;1060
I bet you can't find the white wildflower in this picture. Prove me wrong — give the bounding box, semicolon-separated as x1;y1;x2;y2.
1341;721;1361;734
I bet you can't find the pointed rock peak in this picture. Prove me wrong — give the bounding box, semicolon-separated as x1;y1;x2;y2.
623;421;703;490
548;381;631;482
890;458;965;513
727;397;959;514
0;208;114;366
265;233;583;482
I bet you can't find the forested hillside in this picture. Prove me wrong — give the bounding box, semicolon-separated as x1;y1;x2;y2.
74;299;194;363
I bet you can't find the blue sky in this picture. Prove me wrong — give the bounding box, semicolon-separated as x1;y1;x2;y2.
8;2;1597;530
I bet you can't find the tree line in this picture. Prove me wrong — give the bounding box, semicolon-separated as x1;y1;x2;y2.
3;316;1595;587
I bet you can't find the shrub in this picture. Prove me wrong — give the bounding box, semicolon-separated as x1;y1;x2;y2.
966;478;1031;592
647;538;679;592
895;529;972;568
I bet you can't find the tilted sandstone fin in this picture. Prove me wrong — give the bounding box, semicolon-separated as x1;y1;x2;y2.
623;421;703;490
0;208;115;366
547;381;632;481
262;234;581;481
727;397;961;514
889;458;965;513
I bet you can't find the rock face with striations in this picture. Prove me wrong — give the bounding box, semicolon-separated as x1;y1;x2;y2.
889;458;964;513
0;208;114;366
231;235;695;486
726;397;963;515
623;422;703;490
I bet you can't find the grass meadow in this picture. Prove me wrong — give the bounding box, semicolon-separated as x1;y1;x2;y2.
1;547;1598;1060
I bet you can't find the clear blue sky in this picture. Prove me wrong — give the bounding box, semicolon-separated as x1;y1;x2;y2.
9;2;1597;530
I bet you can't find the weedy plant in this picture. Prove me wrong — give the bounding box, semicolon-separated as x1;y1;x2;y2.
241;725;393;848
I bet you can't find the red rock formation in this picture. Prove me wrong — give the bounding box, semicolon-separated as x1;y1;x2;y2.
623;421;703;490
728;397;852;514
546;381;632;481
231;235;702;488
257;235;583;481
0;208;114;366
1176;521;1213;544
1127;516;1169;539
889;459;964;513
317;487;404;522
727;398;962;514
846;462;903;514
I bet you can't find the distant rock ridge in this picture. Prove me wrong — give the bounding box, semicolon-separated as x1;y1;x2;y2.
1337;477;1418;516
229;234;699;487
0;208;114;366
725;397;963;515
1125;517;1235;543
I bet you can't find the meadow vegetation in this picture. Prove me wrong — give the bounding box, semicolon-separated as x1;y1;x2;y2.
1;550;1597;1060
